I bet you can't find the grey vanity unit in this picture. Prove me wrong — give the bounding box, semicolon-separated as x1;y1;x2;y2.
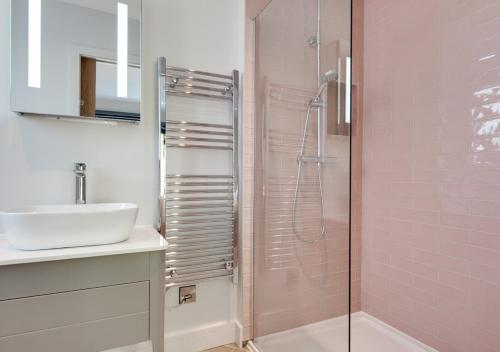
0;227;167;352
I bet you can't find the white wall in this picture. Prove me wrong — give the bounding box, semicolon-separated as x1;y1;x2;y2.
0;0;156;230
152;1;245;350
1;0;245;349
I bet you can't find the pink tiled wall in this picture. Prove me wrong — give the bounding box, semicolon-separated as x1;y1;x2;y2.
350;0;364;314
362;1;500;351
240;15;256;341
247;0;363;339
246;0;272;19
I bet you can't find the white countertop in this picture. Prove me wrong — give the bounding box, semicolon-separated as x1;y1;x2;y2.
0;226;167;266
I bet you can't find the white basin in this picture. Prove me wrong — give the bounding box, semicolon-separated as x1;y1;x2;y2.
0;203;138;250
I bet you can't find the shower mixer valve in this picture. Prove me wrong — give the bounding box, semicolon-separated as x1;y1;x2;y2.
297;155;337;164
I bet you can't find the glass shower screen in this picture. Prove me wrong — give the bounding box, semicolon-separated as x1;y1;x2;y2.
253;0;353;351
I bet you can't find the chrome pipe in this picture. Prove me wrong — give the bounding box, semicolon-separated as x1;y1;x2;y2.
166;243;233;253
166;223;232;229
165;143;233;150
166;82;231;95
165;74;233;88
166;234;233;243
164;196;233;202
231;69;240;285
165;268;232;280
165;174;233;179
166;89;232;100
165;210;233;217
167;261;234;274
166;65;233;80
165;135;233;144
165;181;233;186
167;241;233;250
165;189;233;195
165;225;233;233
165;254;233;266
166;218;233;225
165;248;233;260
165;204;233;210
166;127;233;137
166;231;233;239
165;120;233;130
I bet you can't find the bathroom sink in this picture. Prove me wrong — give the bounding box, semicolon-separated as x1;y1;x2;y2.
0;203;138;250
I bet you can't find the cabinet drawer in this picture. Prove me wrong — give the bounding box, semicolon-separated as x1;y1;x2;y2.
0;312;149;352
0;253;149;300
0;281;149;337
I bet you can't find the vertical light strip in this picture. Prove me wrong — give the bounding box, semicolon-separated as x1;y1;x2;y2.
345;56;351;124
28;0;41;88
117;2;128;98
337;57;342;125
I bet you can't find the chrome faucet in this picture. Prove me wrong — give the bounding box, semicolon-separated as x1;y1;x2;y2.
74;163;86;205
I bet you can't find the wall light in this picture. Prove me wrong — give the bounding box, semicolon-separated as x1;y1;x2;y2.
28;0;41;88
117;2;128;98
345;56;351;124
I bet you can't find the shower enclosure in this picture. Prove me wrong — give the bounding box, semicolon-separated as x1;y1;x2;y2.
252;0;353;350
251;0;500;351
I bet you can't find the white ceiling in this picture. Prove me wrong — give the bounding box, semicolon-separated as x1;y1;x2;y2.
56;0;141;20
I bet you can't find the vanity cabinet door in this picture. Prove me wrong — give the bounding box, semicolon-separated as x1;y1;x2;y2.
0;313;149;352
0;253;149;300
0;281;149;337
0;281;150;352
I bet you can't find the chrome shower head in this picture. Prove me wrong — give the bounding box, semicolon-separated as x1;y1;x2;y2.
322;70;338;84
312;70;338;102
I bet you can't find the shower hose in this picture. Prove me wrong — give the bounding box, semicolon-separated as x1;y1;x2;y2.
291;102;326;244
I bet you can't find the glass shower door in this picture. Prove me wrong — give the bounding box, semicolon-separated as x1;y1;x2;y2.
253;0;352;351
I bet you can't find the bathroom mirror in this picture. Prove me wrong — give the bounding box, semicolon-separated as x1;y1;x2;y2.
10;0;141;123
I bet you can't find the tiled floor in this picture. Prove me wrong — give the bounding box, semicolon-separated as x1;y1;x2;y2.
203;344;248;352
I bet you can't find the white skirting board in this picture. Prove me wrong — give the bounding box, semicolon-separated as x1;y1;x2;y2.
235;320;244;347
164;320;238;352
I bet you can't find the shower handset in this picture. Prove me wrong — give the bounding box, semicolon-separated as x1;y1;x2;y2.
297;69;338;165
292;70;339;244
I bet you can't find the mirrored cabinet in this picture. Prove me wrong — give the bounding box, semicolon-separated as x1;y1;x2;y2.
10;0;142;123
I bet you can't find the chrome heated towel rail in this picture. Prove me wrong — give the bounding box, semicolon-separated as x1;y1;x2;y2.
157;57;239;290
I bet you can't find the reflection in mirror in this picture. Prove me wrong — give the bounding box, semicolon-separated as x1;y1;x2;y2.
80;58;140;121
11;0;141;123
